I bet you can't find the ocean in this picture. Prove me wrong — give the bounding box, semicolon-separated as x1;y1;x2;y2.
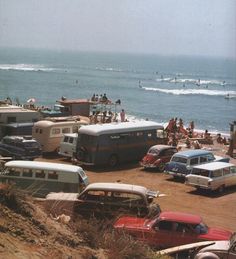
0;47;235;135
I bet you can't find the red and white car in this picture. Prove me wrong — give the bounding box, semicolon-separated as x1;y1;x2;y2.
114;211;232;249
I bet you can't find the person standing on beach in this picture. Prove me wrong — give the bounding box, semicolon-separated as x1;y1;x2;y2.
120;109;125;122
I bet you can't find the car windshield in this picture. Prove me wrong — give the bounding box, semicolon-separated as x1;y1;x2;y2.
171;156;187;164
148;148;160;155
193;222;208;234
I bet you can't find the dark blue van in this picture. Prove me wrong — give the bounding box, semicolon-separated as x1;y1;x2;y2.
165;149;230;178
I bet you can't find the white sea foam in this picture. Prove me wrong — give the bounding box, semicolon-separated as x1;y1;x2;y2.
0;64;54;72
95;66;123;72
156;77;224;85
142;87;236;96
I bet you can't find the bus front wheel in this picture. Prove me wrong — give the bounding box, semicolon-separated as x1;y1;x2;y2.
108;154;118;167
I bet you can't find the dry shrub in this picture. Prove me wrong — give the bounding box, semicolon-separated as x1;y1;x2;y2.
0;184;33;217
75;217;171;259
103;230;151;259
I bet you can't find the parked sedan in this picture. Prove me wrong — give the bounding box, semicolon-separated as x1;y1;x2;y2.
140;145;178;171
0;135;42;160
75;182;161;218
194;232;236;259
113;211;232;249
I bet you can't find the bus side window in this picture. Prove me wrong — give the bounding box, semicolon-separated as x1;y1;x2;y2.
48;171;58;180
35;170;46;178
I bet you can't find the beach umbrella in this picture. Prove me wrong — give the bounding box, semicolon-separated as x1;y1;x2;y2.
27;98;36;103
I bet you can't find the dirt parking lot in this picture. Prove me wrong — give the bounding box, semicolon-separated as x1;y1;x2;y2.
85;163;236;232
38;151;236;233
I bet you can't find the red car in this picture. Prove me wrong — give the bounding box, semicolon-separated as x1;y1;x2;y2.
113;211;232;249
140;145;178;171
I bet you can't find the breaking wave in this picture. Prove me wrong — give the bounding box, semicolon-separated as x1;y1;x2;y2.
0;64;55;72
156;77;225;86
142;87;236;96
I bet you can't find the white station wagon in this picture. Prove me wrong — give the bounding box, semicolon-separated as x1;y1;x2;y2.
185;162;236;193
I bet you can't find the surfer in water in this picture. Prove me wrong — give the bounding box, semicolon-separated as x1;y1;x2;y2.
139;80;142;88
196;79;201;86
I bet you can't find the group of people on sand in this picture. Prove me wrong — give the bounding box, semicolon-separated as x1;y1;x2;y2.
165;118;204;149
166;118;195;144
89;109;126;124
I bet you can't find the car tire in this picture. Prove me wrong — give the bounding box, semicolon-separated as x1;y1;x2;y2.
108;154;118;167
218;185;225;194
158;163;165;172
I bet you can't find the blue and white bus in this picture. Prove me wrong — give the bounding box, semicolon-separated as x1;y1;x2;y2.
74;121;167;167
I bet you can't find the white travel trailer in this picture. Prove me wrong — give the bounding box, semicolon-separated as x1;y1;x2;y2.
32;116;89;153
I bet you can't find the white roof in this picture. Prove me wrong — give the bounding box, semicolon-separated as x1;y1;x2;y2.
5;160;84;173
79;121;163;136
63;133;78;138
34;120;86;127
193;161;234;171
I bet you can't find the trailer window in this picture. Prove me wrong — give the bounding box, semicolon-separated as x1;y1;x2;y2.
62;128;70;134
52;128;60;135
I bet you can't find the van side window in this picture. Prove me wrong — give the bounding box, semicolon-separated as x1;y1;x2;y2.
190;158;198;166
7;168;21;177
211;170;222;178
35;170;45;178
48;171;58;180
22;169;33;177
200;156;207;163
69;137;74;144
64;136;69;143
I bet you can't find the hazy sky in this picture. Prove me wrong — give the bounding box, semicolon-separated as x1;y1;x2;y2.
0;0;235;58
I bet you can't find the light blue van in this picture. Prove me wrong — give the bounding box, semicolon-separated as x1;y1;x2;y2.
165;150;230;178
